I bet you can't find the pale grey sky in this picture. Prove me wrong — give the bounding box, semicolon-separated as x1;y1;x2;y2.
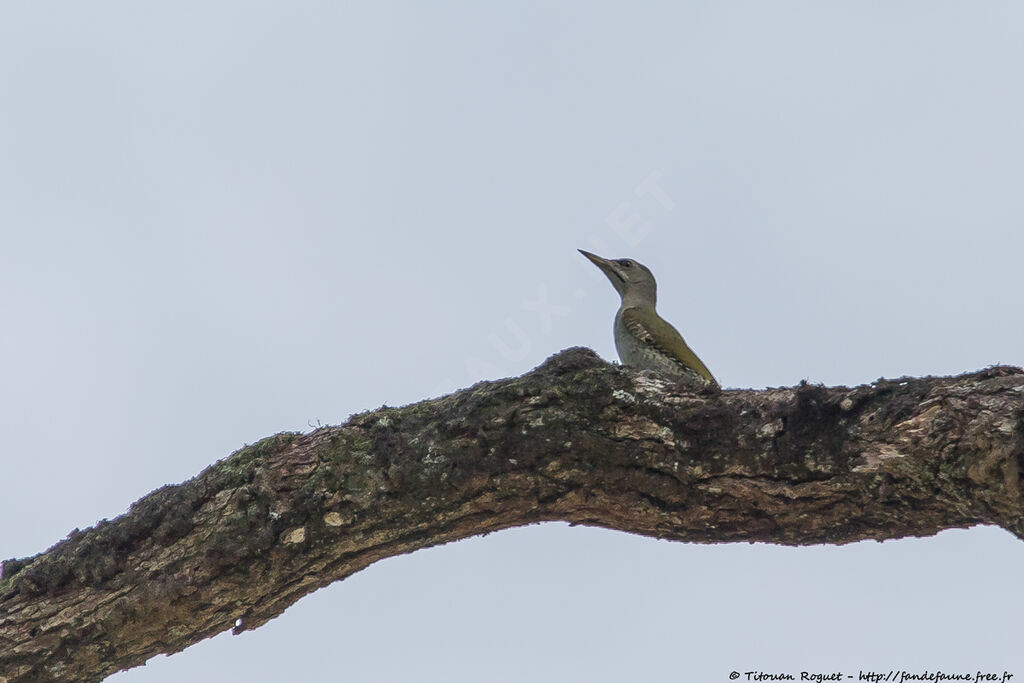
2;2;1023;681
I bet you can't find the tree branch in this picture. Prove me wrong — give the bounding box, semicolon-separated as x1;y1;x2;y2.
2;348;1023;682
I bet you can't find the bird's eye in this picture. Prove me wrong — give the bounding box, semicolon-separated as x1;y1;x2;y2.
620;260;633;268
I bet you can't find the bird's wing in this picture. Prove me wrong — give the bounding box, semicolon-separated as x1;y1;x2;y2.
620;307;717;384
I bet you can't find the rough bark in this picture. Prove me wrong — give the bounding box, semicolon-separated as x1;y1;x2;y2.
2;348;1023;682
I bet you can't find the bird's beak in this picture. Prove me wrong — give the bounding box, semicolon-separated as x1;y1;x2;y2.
578;249;625;284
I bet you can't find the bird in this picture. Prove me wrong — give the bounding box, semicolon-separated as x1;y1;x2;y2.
579;249;718;389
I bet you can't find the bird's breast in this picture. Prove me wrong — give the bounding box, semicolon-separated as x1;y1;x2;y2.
612;310;713;387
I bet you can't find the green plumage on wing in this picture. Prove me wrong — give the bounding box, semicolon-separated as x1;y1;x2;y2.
618;306;717;386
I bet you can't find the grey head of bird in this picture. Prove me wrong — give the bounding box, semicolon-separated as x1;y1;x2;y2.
577;249;657;307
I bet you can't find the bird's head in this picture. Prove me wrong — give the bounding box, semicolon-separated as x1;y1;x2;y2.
578;249;657;306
